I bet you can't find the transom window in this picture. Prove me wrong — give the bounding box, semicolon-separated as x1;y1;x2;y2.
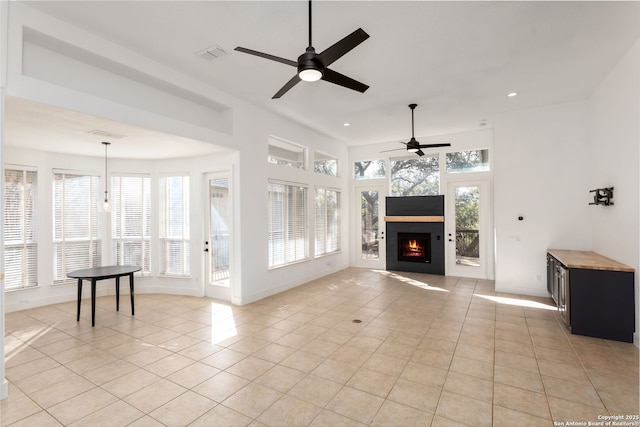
268;137;306;169
314;152;338;177
446;149;490;173
391;156;440;196
354;160;386;180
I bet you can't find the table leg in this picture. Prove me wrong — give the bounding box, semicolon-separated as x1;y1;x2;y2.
91;279;97;327
77;279;83;321
130;273;135;316
116;276;120;311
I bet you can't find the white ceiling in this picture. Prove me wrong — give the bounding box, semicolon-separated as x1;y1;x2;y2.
6;1;640;158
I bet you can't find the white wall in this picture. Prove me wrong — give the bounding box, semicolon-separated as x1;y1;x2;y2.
587;39;640;344
493;102;591;296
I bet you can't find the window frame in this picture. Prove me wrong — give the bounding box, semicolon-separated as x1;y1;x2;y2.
111;173;152;275
159;173;190;277
4;165;38;291
314;187;341;257
267;181;309;269
52;169;101;284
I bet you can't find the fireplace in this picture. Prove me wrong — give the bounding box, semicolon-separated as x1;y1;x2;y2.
398;233;431;263
385;196;445;275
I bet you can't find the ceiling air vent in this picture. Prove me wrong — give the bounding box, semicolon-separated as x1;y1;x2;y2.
88;129;127;139
196;45;228;60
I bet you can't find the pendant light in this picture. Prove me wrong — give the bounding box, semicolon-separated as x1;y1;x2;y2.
101;141;111;212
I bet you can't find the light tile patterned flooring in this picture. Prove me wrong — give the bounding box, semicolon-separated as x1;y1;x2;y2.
1;268;638;426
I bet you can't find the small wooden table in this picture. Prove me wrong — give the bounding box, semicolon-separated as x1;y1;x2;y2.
68;265;141;327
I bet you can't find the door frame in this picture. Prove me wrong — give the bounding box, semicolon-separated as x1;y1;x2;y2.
445;178;493;279
353;183;387;269
204;171;233;301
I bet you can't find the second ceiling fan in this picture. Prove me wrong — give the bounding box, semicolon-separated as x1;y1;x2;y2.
382;104;451;156
234;0;370;99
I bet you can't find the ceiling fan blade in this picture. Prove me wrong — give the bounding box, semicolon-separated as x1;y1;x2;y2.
322;68;369;93
272;74;302;99
418;143;452;148
379;148;406;153
416;149;425;157
234;47;297;67
318;28;369;67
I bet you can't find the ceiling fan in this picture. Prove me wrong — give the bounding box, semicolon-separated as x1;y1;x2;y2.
381;104;451;156
234;0;370;99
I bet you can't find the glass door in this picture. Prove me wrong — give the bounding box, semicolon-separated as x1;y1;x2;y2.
446;179;490;278
205;172;232;300
354;185;386;269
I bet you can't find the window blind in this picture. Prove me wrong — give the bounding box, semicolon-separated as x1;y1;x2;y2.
4;168;38;290
160;175;190;276
268;182;308;268
112;175;151;274
53;171;101;282
315;188;340;256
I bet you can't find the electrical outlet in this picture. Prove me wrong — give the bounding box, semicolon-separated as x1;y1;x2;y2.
535;274;542;281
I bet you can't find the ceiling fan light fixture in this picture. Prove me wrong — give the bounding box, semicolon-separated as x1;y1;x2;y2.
299;68;323;82
407;146;419;153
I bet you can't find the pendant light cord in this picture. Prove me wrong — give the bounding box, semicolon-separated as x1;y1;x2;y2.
102;141;110;202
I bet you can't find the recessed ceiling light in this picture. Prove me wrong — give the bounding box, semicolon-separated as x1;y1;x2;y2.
507;92;519;98
343;122;351;127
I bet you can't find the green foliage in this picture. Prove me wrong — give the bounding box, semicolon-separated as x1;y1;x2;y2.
390;157;439;196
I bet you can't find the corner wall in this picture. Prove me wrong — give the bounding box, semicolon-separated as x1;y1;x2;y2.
493;102;591;296
587;39;640;344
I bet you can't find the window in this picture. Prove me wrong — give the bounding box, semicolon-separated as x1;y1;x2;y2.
268;137;306;169
391;156;440;196
268;182;308;268
4;167;37;290
446;149;490;173
53;170;101;283
160;175;190;276
354;160;385;180
314;152;338;176
315;188;340;256
112;175;151;274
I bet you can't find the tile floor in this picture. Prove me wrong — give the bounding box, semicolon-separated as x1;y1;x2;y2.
1;268;638;426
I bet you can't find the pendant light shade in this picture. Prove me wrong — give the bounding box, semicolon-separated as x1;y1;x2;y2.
101;141;111;212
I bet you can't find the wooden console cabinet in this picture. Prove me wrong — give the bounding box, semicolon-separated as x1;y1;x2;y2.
547;249;635;343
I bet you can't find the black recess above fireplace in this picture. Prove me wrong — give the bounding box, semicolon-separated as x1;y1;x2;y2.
385;196;445;275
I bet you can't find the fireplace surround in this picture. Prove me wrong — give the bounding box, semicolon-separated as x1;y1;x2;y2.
385;196;445;274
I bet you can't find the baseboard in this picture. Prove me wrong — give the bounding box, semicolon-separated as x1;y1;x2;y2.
494;283;551;299
236;264;348;305
0;377;8;400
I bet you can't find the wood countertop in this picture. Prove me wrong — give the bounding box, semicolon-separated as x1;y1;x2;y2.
547;249;635;273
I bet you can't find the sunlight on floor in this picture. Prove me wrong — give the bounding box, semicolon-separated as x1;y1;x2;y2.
373;270;450;292
209;302;237;344
5;325;55;361
475;294;557;311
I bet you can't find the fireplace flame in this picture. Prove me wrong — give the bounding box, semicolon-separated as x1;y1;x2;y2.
408;240;418;249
